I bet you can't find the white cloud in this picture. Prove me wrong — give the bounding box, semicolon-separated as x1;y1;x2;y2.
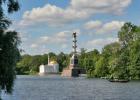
31;44;39;48
56;31;70;38
40;36;50;43
85;37;119;50
84;20;125;34
61;44;68;49
39;34;68;45
19;0;131;27
70;0;132;15
30;31;72;49
19;4;88;27
29;29;81;51
97;21;125;34
18;32;29;42
84;20;102;30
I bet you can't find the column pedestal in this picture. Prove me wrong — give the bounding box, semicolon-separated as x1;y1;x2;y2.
61;59;85;77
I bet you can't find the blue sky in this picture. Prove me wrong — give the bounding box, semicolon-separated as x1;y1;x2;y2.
8;0;140;55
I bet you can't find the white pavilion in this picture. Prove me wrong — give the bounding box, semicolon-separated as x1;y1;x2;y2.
39;55;59;75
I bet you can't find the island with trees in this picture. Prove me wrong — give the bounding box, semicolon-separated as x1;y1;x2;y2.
16;22;140;81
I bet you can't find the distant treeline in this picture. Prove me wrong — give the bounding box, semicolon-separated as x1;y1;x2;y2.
16;22;140;80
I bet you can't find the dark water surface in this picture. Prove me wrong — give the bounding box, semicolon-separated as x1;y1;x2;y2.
2;75;140;100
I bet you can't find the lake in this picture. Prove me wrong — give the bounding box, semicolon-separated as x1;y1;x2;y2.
2;75;140;100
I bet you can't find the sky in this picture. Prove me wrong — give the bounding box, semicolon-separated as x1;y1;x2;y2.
8;0;140;55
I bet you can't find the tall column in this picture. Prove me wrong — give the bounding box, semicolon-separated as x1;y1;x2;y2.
73;32;77;55
70;32;78;67
48;54;50;65
61;32;86;77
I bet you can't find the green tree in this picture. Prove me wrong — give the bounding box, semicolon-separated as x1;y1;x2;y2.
0;0;20;99
117;22;140;79
16;55;32;74
57;52;69;72
30;55;43;73
78;48;87;68
16;54;48;75
0;0;20;30
109;51;129;79
129;39;140;79
0;31;20;97
118;22;137;47
94;56;109;77
86;49;100;77
41;54;49;65
49;52;57;61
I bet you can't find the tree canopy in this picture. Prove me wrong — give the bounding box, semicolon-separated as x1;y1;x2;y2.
86;22;140;80
0;0;20;99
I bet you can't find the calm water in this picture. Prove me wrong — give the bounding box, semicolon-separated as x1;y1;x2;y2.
2;75;140;100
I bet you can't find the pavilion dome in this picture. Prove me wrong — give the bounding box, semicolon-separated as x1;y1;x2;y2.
49;61;58;65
